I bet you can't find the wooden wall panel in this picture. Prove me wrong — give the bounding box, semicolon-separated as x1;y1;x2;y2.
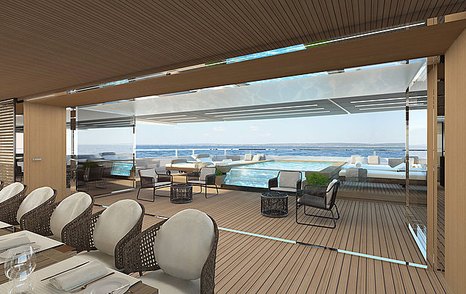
427;64;438;268
23;102;67;200
444;28;466;294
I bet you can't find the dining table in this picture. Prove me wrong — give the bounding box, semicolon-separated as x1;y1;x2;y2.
0;228;158;293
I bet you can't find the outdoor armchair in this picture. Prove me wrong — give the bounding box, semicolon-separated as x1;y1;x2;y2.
187;167;218;198
67;199;144;270
268;171;302;195
137;168;173;201
296;179;340;229
0;182;28;225
123;209;218;294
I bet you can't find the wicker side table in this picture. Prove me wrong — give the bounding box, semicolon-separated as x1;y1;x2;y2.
261;191;288;217
170;184;193;204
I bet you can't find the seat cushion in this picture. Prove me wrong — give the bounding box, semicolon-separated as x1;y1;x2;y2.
93;199;142;256
270;187;297;193
140;270;200;294
0;182;24;203
155;209;214;280
50;192;92;240
77;250;116;269
187;180;206;185
16;187;54;223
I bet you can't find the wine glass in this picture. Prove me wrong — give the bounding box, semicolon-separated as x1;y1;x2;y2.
3;245;36;294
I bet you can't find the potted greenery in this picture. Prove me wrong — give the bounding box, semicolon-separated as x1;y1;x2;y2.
215;169;225;187
304;172;330;196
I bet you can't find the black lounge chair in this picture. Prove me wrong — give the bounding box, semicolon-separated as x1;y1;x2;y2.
137;168;173;201
296;179;340;229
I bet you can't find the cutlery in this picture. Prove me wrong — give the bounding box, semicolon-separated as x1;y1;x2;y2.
69;271;115;293
40;261;90;281
107;283;131;294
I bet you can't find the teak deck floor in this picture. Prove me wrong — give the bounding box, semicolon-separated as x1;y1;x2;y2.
94;187;446;293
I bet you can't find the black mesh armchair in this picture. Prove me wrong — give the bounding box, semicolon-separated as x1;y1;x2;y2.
268;171;302;196
296;179;340;229
187;167;218;198
137;168;173;201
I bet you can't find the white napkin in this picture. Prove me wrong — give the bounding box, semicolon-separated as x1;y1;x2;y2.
0;236;31;251
49;261;109;291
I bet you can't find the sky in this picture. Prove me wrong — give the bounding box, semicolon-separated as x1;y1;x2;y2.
75;109;427;147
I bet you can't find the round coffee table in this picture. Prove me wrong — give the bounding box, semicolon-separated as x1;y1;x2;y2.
261;191;288;217
170;184;193;204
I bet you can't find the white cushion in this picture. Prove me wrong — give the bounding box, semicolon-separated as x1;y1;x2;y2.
155;209;214;280
244;154;253;161
139;169;156;178
0;182;24;203
140;270;200;294
93;199;142;256
350;155;362;164
278;171;301;189
270;187;297;193
325;179;338;208
16;187;54;223
367;155;380;165
199;167;215;180
252;154;261;162
50;192;92;241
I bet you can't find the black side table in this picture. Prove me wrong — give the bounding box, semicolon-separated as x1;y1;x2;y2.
170;184;193;204
261;191;288;217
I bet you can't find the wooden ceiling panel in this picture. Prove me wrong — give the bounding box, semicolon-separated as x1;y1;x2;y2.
0;0;465;100
38;20;466;107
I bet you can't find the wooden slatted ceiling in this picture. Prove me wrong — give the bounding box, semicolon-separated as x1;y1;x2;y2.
0;1;465;101
39;20;466;107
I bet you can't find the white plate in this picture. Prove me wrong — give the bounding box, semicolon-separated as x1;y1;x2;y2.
82;277;130;294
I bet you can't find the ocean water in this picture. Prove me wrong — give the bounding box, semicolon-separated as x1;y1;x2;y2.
77;144;427;160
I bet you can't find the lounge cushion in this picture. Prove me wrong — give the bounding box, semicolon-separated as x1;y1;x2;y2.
16;187;54;223
350;155;363;164
50;192;92;240
0;182;24;203
278;171;301;189
244;154;253;161
252;154;261;161
155;209;214;280
140;270;200;294
93;199;142;256
367;155;380;165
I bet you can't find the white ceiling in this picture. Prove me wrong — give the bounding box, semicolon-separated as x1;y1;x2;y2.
77;59;427;125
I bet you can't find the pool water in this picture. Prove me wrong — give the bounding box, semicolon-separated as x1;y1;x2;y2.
224;160;335;188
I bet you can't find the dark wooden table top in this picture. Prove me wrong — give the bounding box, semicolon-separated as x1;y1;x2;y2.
0;228;158;293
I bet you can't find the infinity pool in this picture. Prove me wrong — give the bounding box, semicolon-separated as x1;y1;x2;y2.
223;160;336;188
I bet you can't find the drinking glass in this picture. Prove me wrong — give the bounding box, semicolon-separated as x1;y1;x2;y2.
3;245;36;294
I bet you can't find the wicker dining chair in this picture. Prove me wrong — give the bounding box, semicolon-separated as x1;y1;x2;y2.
19;192;93;241
67;199;145;270
123;209;219;294
0;183;28;225
18;187;57;232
